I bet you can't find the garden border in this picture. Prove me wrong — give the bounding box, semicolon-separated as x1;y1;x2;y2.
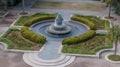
10;15;22;27
0;42;38;53
62;43;115;58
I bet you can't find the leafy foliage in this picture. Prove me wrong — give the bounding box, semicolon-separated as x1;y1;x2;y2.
72;14;110;30
71;17;96;30
24;14;55;26
62;30;96;45
14;13;56;26
21;26;46;44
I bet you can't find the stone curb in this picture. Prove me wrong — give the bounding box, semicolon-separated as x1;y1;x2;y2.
102;16;112;28
96;30;108;34
0;11;9;18
18;11;31;16
0;26;21;37
0;27;10;37
105;53;120;63
10;12;32;27
10;15;21;27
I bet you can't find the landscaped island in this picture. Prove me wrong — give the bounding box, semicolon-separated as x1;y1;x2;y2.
62;14;112;54
0;13;56;50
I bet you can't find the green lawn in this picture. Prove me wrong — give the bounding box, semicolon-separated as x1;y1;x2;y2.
14;16;29;26
108;55;120;61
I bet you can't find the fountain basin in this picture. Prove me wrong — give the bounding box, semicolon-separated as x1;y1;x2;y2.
31;20;89;38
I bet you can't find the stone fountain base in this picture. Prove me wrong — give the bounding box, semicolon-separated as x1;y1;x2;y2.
47;24;72;35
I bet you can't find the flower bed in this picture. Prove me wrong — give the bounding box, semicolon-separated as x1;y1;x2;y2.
62;14;111;54
14;13;56;26
0;28;43;50
62;34;112;54
72;14;110;30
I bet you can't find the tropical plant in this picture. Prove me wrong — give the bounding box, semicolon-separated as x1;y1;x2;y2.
22;0;25;13
105;0;114;18
1;0;8;11
110;25;120;55
100;0;120;15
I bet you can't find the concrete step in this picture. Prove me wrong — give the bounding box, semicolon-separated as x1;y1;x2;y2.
23;52;75;67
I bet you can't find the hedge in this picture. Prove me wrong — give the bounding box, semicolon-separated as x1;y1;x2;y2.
24;14;55;26
62;30;96;45
21;26;46;44
71;17;96;30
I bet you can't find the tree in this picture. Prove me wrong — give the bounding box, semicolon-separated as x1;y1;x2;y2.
110;25;120;55
106;0;114;17
100;0;120;16
1;0;8;11
4;0;7;11
22;0;25;13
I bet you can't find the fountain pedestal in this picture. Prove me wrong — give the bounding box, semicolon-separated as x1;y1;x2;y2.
47;13;72;35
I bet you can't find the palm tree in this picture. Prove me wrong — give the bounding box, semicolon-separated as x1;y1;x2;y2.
105;0;114;18
2;0;8;11
110;25;120;55
100;0;113;17
22;0;25;13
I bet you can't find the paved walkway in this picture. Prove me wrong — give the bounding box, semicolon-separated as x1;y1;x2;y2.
38;41;62;60
0;50;31;67
0;0;120;67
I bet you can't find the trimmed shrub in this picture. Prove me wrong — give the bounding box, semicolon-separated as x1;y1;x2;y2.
21;26;46;44
62;30;96;45
71;17;96;30
24;14;55;26
75;14;98;19
73;14;111;30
